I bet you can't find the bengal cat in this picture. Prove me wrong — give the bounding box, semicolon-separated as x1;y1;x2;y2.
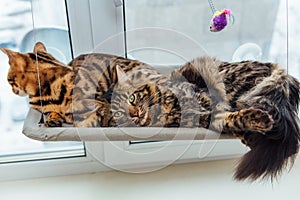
174;56;300;181
0;42;167;127
0;42;299;182
110;64;273;135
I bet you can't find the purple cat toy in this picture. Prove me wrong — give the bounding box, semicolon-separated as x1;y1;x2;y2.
210;9;234;32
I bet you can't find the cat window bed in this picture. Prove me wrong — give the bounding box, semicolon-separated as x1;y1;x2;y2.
22;108;235;141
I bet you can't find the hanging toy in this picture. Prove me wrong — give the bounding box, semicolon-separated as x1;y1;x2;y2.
207;0;234;32
210;9;234;32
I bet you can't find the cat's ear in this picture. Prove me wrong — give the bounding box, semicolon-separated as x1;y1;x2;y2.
0;47;18;58
33;42;47;53
116;65;131;85
0;47;27;72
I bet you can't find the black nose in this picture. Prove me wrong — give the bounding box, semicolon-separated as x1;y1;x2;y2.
7;78;14;83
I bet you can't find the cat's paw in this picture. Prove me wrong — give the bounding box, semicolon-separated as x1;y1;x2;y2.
74;119;99;127
45;119;63;127
241;107;274;133
45;112;64;127
73;112;107;127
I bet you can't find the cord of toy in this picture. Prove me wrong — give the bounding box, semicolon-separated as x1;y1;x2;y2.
207;0;216;14
30;0;45;124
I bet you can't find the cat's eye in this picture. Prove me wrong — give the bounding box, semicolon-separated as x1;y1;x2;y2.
114;111;123;118
128;94;135;103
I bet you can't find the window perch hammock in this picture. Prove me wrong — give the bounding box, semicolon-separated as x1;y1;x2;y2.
19;44;236;142
23;108;235;141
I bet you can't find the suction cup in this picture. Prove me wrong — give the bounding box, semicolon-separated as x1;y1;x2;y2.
232;43;262;62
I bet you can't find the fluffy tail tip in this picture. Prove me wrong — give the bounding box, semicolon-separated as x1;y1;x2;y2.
233;133;299;182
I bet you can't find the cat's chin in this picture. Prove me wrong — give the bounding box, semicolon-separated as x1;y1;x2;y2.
132;117;151;127
13;89;27;97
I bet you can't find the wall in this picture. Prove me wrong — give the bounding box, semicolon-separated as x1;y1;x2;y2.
0;156;299;200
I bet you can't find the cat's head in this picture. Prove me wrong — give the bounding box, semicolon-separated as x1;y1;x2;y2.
0;42;68;96
110;65;159;127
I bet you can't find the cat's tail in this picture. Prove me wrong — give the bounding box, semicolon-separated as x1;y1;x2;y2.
171;56;230;130
172;56;227;103
234;68;300;181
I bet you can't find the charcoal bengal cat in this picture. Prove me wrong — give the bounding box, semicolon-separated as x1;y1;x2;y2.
173;56;300;181
110;64;273;135
0;42;299;182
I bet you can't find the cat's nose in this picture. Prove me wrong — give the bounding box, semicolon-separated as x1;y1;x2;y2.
7;78;14;83
129;107;138;117
130;112;138;117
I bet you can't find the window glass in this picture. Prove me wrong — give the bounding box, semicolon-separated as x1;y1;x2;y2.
0;0;84;163
124;0;289;69
123;0;300;144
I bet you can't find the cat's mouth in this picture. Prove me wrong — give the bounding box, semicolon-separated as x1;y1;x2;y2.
129;106;151;126
131;111;151;126
132;116;151;127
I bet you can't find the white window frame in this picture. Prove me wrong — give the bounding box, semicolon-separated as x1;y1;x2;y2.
0;0;248;181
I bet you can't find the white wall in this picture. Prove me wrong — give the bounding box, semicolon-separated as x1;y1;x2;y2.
0;156;299;200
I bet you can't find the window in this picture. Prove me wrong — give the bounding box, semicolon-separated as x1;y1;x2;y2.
1;0;298;180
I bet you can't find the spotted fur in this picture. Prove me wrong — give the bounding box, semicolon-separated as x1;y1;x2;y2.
1;42;75;126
